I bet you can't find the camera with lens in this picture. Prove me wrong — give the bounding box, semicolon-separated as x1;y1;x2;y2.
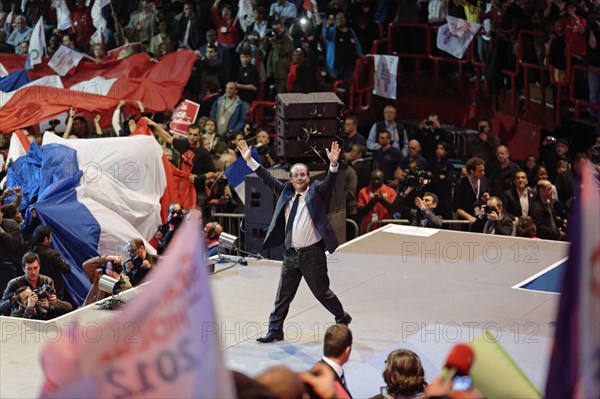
33;284;55;301
405;169;427;188
425;120;435;130
482;204;498;214
266;29;276;38
127;256;143;271
108;260;124;274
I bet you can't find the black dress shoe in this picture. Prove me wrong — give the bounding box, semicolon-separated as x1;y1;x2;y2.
338;314;352;326
256;331;284;343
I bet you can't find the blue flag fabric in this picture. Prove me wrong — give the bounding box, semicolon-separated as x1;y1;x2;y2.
0;69;32;92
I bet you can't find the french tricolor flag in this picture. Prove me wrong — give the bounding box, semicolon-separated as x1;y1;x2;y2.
5;133;173;306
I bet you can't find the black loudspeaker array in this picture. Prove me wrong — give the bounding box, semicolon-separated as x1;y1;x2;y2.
275;92;344;167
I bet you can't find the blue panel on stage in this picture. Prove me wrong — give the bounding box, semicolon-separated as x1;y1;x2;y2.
520;260;567;294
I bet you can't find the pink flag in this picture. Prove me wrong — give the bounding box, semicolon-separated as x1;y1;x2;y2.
39;212;236;399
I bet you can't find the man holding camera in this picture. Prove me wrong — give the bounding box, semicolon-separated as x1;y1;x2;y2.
412;192;443;228
467;117;501;164
265;19;293;95
124;238;159;286
471;197;515;235
82;255;133;305
0;253;72;316
32;225;72;303
11;285;72;319
155;202;186;254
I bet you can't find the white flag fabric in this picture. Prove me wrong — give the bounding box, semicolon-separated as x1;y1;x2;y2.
372;54;399;100
39;211;236;399
48;45;85;76
436;16;481;59
0;62;8;78
25;16;46;70
237;0;254;32
51;0;72;30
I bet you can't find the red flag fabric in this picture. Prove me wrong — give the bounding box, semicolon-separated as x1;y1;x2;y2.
0;50;198;132
131;117;196;222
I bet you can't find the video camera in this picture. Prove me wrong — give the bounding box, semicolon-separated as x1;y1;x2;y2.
404;169;428;188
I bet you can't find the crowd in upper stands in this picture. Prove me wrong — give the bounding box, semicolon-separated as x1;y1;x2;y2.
1;0;600;315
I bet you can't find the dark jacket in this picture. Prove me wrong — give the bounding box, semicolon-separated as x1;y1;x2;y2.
0;274;55;316
471;212;515;235
318;359;352;399
254;165;339;253
503;187;534;218
32;244;71;301
529;196;561;240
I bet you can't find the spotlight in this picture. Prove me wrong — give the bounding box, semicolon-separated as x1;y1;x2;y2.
98;275;125;296
218;232;239;251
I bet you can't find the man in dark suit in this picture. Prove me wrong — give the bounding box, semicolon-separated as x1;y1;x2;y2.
503;170;535;218
529;179;565;240
471;196;515;236
319;324;353;398
238;140;351;343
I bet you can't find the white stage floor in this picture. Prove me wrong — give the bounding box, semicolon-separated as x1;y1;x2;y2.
0;225;568;398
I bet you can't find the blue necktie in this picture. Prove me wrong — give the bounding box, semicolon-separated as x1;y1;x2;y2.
285;194;301;249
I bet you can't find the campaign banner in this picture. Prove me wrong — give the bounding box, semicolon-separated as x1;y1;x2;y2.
372;54;399;100
436;16;481;59
48;45;84;76
170;100;200;136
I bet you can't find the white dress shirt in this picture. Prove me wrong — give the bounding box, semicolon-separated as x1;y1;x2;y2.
246;160;338;249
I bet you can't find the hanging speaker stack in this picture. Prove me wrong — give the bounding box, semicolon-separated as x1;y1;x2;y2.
275;92;344;167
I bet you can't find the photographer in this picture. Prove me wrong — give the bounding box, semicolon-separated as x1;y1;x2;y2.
82;255;133;305
357;170;397;234
11;285;72;320
471;197;515;235
413;115;452;165
0;253;67;316
467;117;500;164
412;192;443;228
155;203;186;254
392;167;429;219
124;238;159;286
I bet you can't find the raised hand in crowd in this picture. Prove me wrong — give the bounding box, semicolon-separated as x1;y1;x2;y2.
237;140;253;162
325;141;341;165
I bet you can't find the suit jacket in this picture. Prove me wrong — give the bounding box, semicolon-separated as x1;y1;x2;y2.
471;212;515;235
255;165;339;253
318;359;352;399
529;196;561;240
503;187;534;218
